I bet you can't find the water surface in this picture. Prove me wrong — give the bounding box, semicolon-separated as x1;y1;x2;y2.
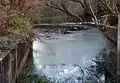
33;26;107;83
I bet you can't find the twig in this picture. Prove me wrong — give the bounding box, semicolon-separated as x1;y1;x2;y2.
98;24;117;29
103;15;108;25
69;0;86;8
70;0;93;16
98;0;116;15
88;0;98;25
46;1;83;22
60;3;83;21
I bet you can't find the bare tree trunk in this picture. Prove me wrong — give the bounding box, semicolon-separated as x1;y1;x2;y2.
117;14;120;82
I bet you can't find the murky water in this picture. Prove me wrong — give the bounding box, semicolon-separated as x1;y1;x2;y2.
33;25;107;83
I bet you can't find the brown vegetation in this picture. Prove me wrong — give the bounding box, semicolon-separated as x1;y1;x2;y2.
0;0;42;37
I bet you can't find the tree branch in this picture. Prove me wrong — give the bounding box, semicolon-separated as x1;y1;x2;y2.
70;0;93;16
46;1;83;21
69;0;86;9
98;0;117;15
88;0;98;24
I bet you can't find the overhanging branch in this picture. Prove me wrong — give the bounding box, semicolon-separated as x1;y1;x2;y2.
46;1;83;22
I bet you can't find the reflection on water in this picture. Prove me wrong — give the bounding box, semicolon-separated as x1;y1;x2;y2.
33;26;107;83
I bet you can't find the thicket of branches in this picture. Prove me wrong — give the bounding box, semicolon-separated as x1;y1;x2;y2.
47;0;119;24
0;0;42;38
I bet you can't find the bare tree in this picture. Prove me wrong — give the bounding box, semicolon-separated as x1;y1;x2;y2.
47;0;120;25
117;14;120;82
47;0;100;22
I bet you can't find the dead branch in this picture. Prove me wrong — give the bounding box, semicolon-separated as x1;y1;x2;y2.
103;15;108;25
98;24;117;29
46;1;83;22
98;0;117;15
88;0;98;25
70;0;93;16
33;22;117;29
69;0;86;9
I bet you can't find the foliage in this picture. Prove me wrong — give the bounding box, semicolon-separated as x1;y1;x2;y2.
8;14;34;40
0;0;41;37
0;0;43;50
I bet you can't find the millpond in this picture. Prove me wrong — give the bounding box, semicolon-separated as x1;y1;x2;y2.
19;25;108;83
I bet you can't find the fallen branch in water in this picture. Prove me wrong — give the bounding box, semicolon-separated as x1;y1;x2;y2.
33;22;117;29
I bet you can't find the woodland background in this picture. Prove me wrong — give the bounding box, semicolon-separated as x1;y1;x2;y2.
0;0;119;82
